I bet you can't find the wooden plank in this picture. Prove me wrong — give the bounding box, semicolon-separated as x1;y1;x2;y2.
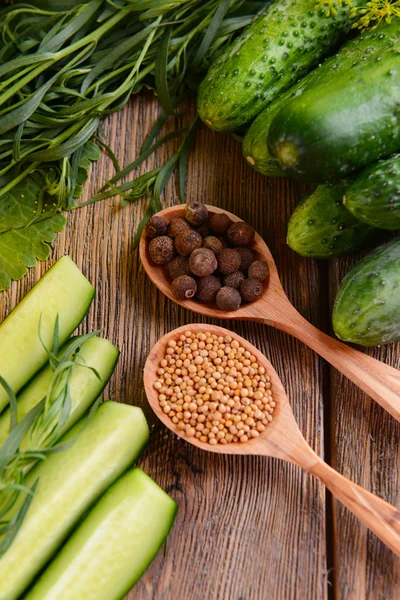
329;250;400;600
0;95;327;599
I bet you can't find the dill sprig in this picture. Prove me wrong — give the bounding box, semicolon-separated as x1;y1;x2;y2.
0;317;102;556
314;0;353;17
350;0;400;30
315;0;400;28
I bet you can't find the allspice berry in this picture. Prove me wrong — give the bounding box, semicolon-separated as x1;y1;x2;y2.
203;236;224;254
217;248;241;275
185;201;208;226
248;260;269;282
171;275;197;300
196;224;211;238
145;215;167;239
197;275;221;302
149;236;175;265
240;278;263;302
216;287;242;311
189;248;217;277
227;222;255;247
209;212;232;235
167;217;191;238
236;247;254;272
223;271;245;289
168;256;191;280
175;230;202;256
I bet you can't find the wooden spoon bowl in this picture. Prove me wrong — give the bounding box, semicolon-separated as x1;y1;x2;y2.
140;204;400;422
144;323;400;556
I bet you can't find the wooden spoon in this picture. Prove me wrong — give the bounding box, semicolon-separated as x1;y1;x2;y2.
144;323;400;556
139;204;400;422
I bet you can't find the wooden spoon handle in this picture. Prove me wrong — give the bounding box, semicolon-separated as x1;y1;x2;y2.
307;456;400;557
260;302;400;422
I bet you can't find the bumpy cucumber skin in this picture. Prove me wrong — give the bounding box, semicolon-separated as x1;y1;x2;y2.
344;154;400;230
243;23;397;177
268;23;400;182
26;469;177;600
333;237;400;346
197;0;357;132
287;183;375;259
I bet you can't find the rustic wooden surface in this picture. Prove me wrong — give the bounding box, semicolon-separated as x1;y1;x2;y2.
1;94;399;599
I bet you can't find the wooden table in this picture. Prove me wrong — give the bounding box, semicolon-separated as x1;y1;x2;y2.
1;94;399;600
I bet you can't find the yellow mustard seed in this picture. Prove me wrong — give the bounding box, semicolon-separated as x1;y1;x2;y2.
153;330;275;446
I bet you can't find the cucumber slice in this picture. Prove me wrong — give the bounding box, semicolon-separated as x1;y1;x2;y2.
0;256;94;413
0;336;119;447
0;402;149;600
26;468;177;600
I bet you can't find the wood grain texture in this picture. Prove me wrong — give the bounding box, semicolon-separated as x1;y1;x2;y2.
0;92;398;599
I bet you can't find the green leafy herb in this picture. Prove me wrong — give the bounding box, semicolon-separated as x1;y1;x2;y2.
0;317;101;555
0;140;101;291
0;0;267;289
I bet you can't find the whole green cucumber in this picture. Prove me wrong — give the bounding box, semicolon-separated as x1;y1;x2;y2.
287;183;375;259
26;469;177;600
0;401;149;600
268;23;400;182
197;0;358;132
332;237;400;346
344;154;400;230
243;21;399;177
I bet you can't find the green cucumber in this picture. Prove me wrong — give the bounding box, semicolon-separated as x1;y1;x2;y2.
0;256;94;413
0;401;149;600
267;22;400;182
243;22;398;177
332;237;400;346
197;0;358;132
344;154;400;230
287;183;375;259
26;468;177;600
0;336;119;447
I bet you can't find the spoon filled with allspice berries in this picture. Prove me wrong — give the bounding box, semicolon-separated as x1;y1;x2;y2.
139;203;400;423
144;324;400;557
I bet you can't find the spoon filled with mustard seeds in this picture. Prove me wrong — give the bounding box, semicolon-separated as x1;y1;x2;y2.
139;204;400;423
144;324;400;557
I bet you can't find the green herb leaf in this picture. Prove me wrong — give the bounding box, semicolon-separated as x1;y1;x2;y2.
0;177;66;291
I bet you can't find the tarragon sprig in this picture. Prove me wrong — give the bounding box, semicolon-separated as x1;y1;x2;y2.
0;317;101;556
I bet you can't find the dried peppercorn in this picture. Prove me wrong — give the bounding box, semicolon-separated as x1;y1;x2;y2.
248;260;269;282
196;224;211;238
175;230;202;256
216;287;242;311
189;248;217;277
168;256;191;280
171;275;197;300
223;271;245;289
197;275;221;302
227;222;255;247
240;278;263;302
149;236;175;265
203;236;224;254
145;215;167;239
209;212;232;235
217;248;241;275
235;247;254;271
185;202;208;226
167;217;191;238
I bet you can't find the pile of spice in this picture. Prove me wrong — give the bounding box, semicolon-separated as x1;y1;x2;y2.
153;330;276;445
145;203;269;311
